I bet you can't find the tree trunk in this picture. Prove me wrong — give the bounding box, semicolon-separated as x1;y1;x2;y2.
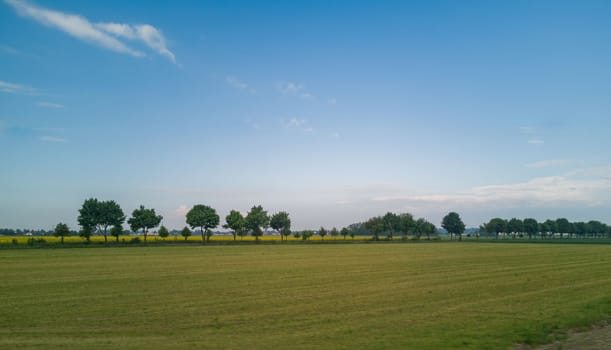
201;227;205;244
61;235;64;244
144;228;147;242
103;226;108;244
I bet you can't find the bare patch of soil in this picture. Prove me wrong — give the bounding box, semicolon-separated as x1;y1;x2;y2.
515;323;611;350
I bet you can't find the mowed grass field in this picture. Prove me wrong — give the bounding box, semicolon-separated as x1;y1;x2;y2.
1;243;611;349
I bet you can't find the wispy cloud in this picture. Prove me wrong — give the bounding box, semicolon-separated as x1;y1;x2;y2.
371;171;611;209
5;0;175;63
226;76;256;94
36;101;64;108
39;135;67;143
0;44;20;55
279;82;313;99
282;118;313;133
0;80;37;94
526;159;572;168
528;138;544;145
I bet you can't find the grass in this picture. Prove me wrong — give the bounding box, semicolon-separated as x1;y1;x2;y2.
1;243;610;349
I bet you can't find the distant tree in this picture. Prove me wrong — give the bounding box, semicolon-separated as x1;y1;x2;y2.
555;218;572;237
442;212;466;241
301;230;314;241
523;218;539;239
422;220;436;240
340;227;349;240
77;198;100;242
158;225;169;239
245;205;269;242
398;213;415;240
587;220;607;238
186;204;220;243
270;211;291;241
98;200;125;244
128;205;163;242
382;212;400;240
365;216;385;241
293;231;301;239
541;219;558;238
507;218;524;239
110;224;123;242
180;226;192;241
330;227;339;240
54;222;70;244
319;227;327;241
573;222;586;239
485;218;507;240
350;230;356;240
224;210;246;241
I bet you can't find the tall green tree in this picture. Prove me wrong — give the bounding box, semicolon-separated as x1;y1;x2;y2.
99;200;125;243
340;227;349;240
442;212;466;241
224;210;246;241
245;205;269;242
318;227;327;241
398;213;415;240
77;198;100;242
186;204;220;243
180;226;192;241
54;222;70;244
365;216;385;241
523;218;539;239
485;218;507;240
555;218;572;237
128;205;163;242
507;218;524;239
77;198;125;243
330;227;339;240
383;212;400;240
270;211;291;241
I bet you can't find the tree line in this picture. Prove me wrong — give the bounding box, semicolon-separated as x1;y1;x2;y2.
6;198;609;244
480;217;611;239
44;199;470;244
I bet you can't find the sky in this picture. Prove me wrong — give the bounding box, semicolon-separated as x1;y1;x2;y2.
1;0;611;231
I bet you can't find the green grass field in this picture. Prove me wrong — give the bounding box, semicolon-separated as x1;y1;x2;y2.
1;243;611;349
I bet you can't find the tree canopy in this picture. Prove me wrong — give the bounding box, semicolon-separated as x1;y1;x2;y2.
186;204;220;243
442;212;466;240
128;205;163;242
245;205;269;241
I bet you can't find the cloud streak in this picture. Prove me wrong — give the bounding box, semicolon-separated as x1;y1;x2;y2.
371;172;611;209
36;101;64;108
526;159;572;168
280;82;313;99
226;76;256;93
39;135;67;143
5;0;175;62
0;80;37;94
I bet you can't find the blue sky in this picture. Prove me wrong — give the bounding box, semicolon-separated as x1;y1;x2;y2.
1;0;611;230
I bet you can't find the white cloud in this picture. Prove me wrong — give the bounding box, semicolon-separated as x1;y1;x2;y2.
36;101;64;108
0;80;37;94
280;82;313;99
226;76;256;93
528;138;544;145
174;204;189;218
282;118;313;133
0;44;20;55
6;0;175;62
39;135;67;143
526;159;572;168
328;98;337;105
371;172;611;209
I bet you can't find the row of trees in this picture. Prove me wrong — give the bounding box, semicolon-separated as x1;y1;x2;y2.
43;199;608;244
480;217;610;239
